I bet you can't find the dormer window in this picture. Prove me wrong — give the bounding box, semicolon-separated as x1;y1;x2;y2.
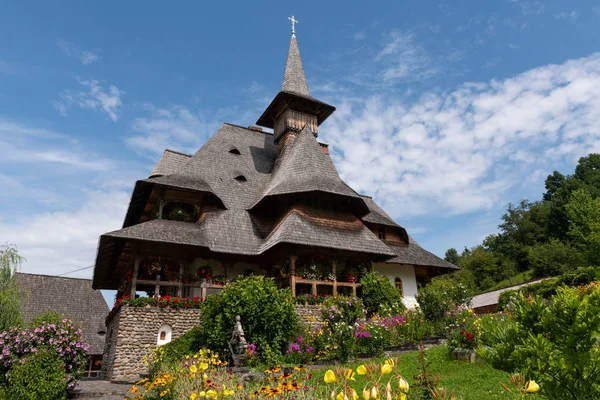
229;148;241;155
377;226;386;240
234;175;247;182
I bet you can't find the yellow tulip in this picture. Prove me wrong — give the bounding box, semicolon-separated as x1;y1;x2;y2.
385;358;395;367
371;386;379;399
525;380;540;393
362;386;371;400
385;382;393;400
398;377;409;392
381;363;393;375
324;370;337;384
356;365;367;375
345;368;356;381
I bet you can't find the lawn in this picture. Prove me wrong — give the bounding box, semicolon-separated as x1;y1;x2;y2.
307;345;539;400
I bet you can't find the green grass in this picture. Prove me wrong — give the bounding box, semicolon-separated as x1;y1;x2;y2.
308;346;540;400
486;270;535;292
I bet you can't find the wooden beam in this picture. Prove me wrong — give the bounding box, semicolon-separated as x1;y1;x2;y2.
130;254;140;298
154;275;161;300
289;254;297;297
332;260;338;295
177;263;184;297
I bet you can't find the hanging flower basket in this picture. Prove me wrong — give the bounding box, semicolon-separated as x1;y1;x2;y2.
212;275;227;286
197;266;213;282
343;269;359;283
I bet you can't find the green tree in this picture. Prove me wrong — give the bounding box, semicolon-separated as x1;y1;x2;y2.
565;189;600;264
526;239;586;278
443;248;460;265
0;244;24;330
458;246;502;290
359;272;405;316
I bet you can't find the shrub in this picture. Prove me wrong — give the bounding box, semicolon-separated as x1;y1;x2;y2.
416;279;471;323
359;272;405;316
0;318;89;389
527;239;586;278
479;283;600;399
6;349;68;400
321;296;365;326
197;275;299;361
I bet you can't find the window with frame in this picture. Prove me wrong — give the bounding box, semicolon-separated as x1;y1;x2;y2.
394;277;404;297
377;226;386;240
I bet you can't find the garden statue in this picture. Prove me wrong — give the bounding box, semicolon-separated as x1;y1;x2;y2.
229;315;248;368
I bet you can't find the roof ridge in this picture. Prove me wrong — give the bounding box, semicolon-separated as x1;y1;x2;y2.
222;122;274;135
164;149;192;157
15;272;92;281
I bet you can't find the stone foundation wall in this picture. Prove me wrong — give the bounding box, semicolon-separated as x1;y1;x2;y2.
294;304;322;328
101;306;201;382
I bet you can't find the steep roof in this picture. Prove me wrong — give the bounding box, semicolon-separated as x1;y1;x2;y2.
149;149;191;178
282;34;310;96
361;196;400;228
14;273;109;355
385;243;459;270
251;125;368;215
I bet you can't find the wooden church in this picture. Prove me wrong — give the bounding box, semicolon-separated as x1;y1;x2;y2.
92;27;457;311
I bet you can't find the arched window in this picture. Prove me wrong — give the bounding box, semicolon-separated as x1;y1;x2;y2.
234;175;247;182
229;148;241;155
157;324;172;346
394;277;404;297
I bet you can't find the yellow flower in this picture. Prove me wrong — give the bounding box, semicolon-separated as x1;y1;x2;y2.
385;382;393;400
190;365;198;373
206;390;217;398
160;389;170;397
385;358;395;367
398;377;409;392
344;368;356;381
370;386;379;399
223;388;235;397
349;388;358;400
356;365;367;375
525;380;540;393
362;386;371;400
381;363;393;375
199;362;209;371
190;393;197;400
337;391;348;400
198;391;206;397
324;370;337;384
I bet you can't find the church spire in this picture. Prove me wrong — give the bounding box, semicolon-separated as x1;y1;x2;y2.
255;17;335;144
282;17;310;96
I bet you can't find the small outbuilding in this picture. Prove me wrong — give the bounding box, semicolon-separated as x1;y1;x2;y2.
14;272;110;378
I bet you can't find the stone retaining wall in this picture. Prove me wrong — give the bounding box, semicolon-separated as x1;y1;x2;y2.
101;307;201;382
294;304;322;328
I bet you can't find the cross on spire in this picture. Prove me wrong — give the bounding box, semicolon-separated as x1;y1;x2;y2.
288;15;298;35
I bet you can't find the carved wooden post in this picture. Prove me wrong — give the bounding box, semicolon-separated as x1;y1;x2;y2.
154;275;161;302
289;255;297;297
130;255;140;299
311;281;317;296
202;282;208;300
223;263;230;282
352;284;357;297
177;262;184;297
158;199;164;219
332;260;338;296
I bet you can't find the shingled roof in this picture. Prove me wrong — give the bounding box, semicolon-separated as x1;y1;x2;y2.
385;243;458;270
282;34;310;96
149;149;191;178
15;273;109;355
251;126;368;215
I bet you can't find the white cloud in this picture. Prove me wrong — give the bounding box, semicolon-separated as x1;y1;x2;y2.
375;30;439;83
56;40;102;65
554;10;579;22
54;79;124;121
0;190;128;278
321;52;600;219
510;0;545;16
128;104;222;154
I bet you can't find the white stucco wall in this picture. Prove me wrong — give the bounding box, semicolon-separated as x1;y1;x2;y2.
372;263;419;309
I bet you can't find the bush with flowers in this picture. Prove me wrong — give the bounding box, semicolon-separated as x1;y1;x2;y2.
0;317;90;394
479;282;600;400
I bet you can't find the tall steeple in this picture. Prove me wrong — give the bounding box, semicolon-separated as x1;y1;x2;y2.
281;33;310;96
256;17;335;144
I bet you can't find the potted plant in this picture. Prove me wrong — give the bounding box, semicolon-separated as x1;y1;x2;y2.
167;205;194;222
197;266;213;282
343;268;359;283
323;272;336;282
212;275;227;286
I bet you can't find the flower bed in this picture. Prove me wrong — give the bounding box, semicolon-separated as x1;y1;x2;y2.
105;296;204;324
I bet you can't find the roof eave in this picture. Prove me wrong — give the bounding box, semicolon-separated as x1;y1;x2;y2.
256;91;336;129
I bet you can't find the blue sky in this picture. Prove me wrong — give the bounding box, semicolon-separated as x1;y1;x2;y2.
2;1;600;305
